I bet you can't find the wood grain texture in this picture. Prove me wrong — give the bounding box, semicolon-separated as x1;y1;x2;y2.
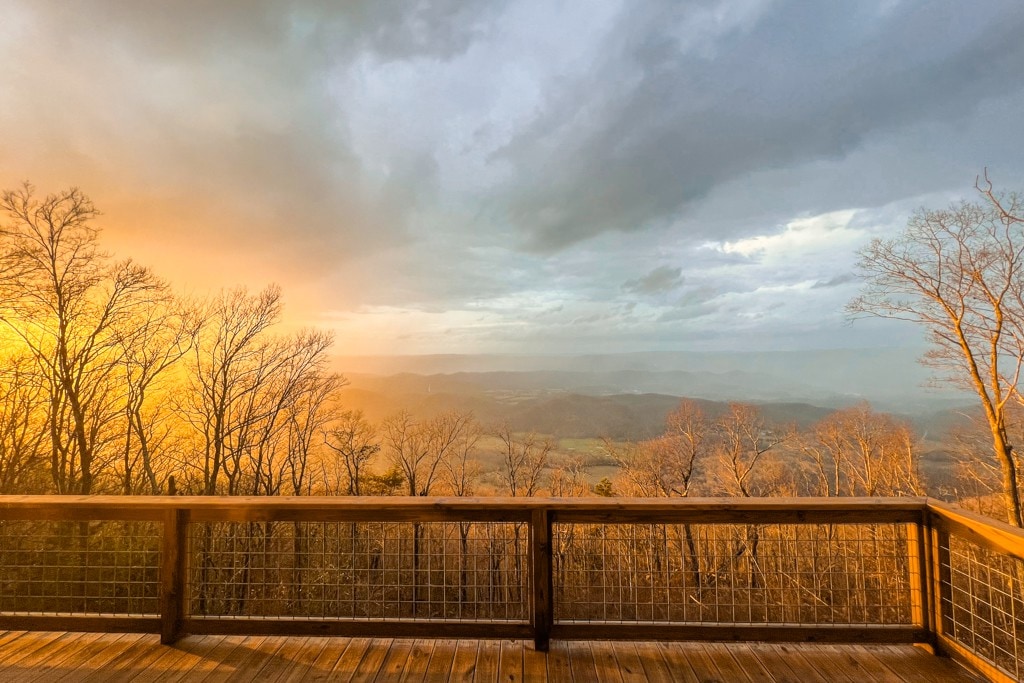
0;633;985;682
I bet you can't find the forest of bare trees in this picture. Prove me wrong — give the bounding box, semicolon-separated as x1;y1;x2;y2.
0;182;1021;527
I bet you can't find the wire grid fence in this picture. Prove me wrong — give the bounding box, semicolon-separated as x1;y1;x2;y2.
0;519;160;615
553;522;915;625
188;520;530;622
940;535;1024;681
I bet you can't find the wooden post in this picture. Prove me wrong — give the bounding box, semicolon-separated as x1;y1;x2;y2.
930;522;953;646
160;507;189;644
529;508;553;652
907;520;932;643
909;524;933;634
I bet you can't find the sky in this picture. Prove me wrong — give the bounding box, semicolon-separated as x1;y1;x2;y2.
2;0;1024;357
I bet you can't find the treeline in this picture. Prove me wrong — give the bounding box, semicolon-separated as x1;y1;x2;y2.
0;185;342;496
604;400;923;499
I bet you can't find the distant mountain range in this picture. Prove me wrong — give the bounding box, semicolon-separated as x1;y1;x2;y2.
334;348;972;415
337;382;834;441
332;347;980;441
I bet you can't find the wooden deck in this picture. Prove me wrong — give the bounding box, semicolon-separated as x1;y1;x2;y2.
0;631;984;682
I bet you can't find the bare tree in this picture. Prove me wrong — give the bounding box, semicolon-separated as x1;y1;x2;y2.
281;370;345;496
712;403;786;497
548;454;590;497
950;406;1024;519
441;417;483;496
240;329;336;496
849;177;1024;525
802;403;923;498
614;400;709;498
495;423;552;497
0;185;163;494
707;403;788;588
0;353;48;493
380;409;475;612
609;399;711;587
324;409;380;495
181;286;282;495
116;294;200;494
381;410;474;497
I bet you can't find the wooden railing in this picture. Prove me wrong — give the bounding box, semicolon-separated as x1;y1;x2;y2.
926;501;1024;683
0;496;1020;681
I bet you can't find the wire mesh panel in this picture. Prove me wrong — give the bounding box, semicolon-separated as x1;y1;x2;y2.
553;522;914;626
189;520;530;622
940;535;1024;681
0;520;160;615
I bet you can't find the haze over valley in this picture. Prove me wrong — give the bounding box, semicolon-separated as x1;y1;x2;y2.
340;347;964;407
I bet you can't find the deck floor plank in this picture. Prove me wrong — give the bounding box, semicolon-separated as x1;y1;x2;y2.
543;641;573;681
250;636;315;683
0;631;83;672
565;640;599;682
350;638;393;683
473;637;500;683
743;642;813;683
853;644;985;683
193;635;274;683
150;635;243;683
0;630;27;649
655;642;701;683
69;634;152;679
53;632;141;682
25;633;114;683
77;634;193;683
222;635;292;683
285;635;349;682
448;640;480;682
0;632;990;682
522;641;549;681
630;641;674;683
398;639;434;683
703;643;757;683
772;642;852;683
374;638;414;682
90;634;215;683
818;644;904;683
679;641;729;682
421;638;457;682
271;636;331;683
591;641;625;683
73;633;195;683
15;631;93;680
726;643;780;683
608;642;649;683
497;638;523;682
328;636;374;681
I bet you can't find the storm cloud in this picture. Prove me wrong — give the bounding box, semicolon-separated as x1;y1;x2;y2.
2;0;1022;354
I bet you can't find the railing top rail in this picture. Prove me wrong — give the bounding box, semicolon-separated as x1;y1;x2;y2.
0;494;929;511
926;498;1024;561
0;495;930;523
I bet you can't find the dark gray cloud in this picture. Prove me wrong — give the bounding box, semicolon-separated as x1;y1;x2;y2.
677;286;721;308
32;1;499;65
494;0;1024;251
622;265;684;294
812;273;857;289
